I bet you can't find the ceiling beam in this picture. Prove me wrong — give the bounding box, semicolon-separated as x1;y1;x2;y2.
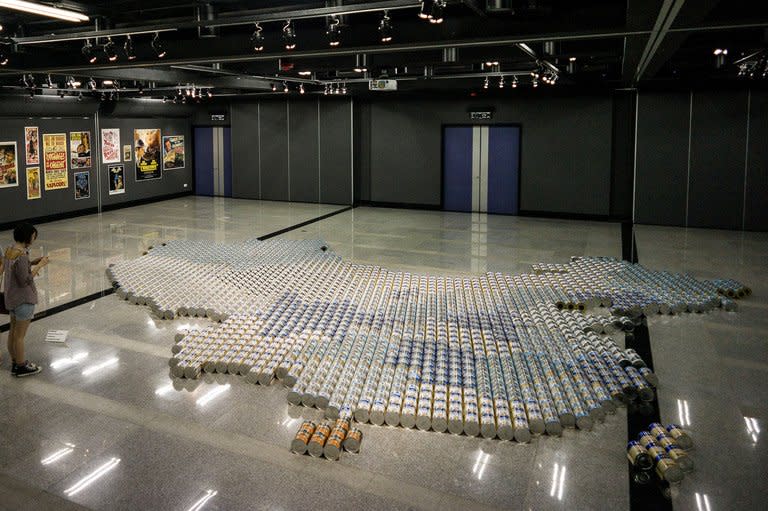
634;0;687;83
620;0;664;85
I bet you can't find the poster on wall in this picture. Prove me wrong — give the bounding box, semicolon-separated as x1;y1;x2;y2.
0;142;18;188
26;167;41;199
69;131;92;169
43;133;68;190
101;128;120;164
74;171;90;200
134;128;162;181
162;135;185;170
123;145;131;162
108;164;125;195
24;127;40;165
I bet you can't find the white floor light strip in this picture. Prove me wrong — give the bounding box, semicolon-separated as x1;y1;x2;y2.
64;458;121;497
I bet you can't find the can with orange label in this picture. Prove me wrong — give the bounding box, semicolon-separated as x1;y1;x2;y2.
307;420;332;457
290;420;316;454
343;428;363;453
323;427;347;461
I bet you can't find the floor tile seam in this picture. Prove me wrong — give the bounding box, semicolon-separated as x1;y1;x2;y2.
16;379;494;511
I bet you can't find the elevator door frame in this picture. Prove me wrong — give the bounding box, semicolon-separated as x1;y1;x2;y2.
441;123;523;215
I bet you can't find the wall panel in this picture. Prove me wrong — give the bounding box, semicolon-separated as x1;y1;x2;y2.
259;102;289;201
230;103;261;200
289;100;319;203
319;99;353;205
744;90;768;231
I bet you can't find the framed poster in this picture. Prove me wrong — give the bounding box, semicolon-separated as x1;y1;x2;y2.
26;167;41;199
123;144;131;162
162;135;185;170
108;164;125;195
0;142;19;188
101;128;120;164
24;127;39;165
69;131;92;169
43;133;68;190
74;171;90;200
134;128;162;181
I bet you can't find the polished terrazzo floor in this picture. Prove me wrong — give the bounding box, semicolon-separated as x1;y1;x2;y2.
0;197;765;510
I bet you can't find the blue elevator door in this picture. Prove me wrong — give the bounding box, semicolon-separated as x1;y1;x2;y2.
442;126;474;212
487;126;520;215
194;127;232;197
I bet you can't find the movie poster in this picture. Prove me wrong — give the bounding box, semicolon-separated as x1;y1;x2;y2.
0;142;18;188
162;135;185;170
43;133;68;190
70;131;92;169
74;171;90;200
123;145;131;162
108;164;125;195
134;128;162;181
25;127;39;165
101;128;120;164
26;167;41;199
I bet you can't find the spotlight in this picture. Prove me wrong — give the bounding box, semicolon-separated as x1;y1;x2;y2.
207;89;213;98
354;54;368;73
324;84;330;95
379;11;393;43
251;23;264;52
713;48;728;56
82;39;97;64
271;83;277;92
283;81;289;93
151;32;166;58
419;0;434;19
532;78;538;88
341;82;347;95
327;16;341;47
88;77;97;90
124;35;136;60
78;92;83;101
499;76;505;88
511;77;518;88
162;96;167;103
298;71;312;76
430;0;445;24
483;76;489;89
138;83;144;95
283;20;296;50
103;37;117;62
102;79;114;86
0;48;8;66
299;83;305;94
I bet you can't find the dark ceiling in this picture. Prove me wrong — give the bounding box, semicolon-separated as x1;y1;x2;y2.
0;0;766;100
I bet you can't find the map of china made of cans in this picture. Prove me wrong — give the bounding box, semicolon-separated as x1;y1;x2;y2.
106;239;750;442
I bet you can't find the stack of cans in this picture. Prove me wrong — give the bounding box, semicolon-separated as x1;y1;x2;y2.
113;241;747;446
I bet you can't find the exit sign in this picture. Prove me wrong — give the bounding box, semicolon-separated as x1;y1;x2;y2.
211;113;226;121
470;111;493;120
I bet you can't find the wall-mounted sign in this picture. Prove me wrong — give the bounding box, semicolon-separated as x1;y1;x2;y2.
211;114;226;122
369;79;398;91
470;111;494;120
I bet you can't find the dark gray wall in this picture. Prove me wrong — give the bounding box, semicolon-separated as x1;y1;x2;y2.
635;90;765;230
230;98;353;205
358;95;614;215
0;97;194;226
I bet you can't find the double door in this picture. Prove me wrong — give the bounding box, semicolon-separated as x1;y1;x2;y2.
194;127;232;197
443;125;520;214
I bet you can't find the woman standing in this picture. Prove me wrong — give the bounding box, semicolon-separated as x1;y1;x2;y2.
2;223;48;377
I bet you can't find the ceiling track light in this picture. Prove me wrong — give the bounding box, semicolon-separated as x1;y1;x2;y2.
283;81;289;93
151;32;166;58
499;76;505;88
511;77;518;88
283;20;296;50
103;37;117;62
124;34;136;60
379;11;393;43
251;22;264;52
299;83;305;94
327;16;341;47
0;45;8;66
354;53;368;73
483;76;489;89
82;39;96;64
430;0;445;24
419;0;434;19
271;83;277;92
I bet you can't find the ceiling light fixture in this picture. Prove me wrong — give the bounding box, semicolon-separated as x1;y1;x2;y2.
327;16;341;47
124;35;136;60
511;77;518;88
0;47;8;66
419;0;434;19
103;37;117;62
283;81;289;93
354;53;368;73
82;39;97;64
283;20;296;50
430;0;445;24
483;76;489;89
151;32;166;58
379;11;393;43
0;0;89;22
299;83;305;94
499;76;505;88
251;23;264;52
271;83;277;92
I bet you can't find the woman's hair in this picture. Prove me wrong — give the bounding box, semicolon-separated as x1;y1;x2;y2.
13;222;38;245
